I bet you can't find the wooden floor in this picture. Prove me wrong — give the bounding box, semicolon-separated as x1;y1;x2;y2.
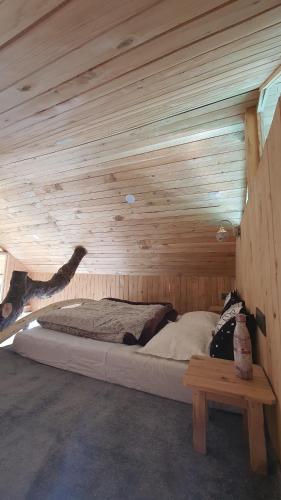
0;1;281;275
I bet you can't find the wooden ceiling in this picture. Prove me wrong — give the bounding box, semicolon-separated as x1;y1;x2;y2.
0;0;281;275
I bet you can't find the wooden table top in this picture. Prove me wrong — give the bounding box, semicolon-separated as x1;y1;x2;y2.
183;355;276;405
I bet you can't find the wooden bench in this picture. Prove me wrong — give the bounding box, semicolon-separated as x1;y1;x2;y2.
183;355;276;475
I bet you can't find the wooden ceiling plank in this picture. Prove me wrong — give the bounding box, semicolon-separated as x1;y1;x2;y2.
2;62;280;161
1;29;275;138
0;210;243;232
0;0;279;116
0;131;244;173
0;0;67;48
35;160;245;198
0;79;258;145
36;168;245;204
1;22;280;132
0;85;259;156
33;160;246;198
0;178;245;211
0;140;245;183
15;149;245;188
6;50;277;146
0;0;228;108
0;0;160;91
52;205;243;224
2;101;249;160
0;190;245;222
0;112;246;164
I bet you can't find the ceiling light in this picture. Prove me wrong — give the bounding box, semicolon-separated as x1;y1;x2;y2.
125;194;136;204
216;225;228;242
32;234;40;240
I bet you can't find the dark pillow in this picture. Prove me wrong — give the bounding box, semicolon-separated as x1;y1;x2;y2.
221;290;242;315
104;297;178;346
123;332;139;345
210;308;256;361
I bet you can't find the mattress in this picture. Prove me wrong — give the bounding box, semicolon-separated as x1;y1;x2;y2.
13;326;192;404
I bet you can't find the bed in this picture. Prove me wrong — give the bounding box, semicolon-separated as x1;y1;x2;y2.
10;294;247;411
13;325;192;404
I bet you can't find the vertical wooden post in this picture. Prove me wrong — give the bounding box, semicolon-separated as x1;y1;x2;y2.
245;106;260;202
247;401;267;475
192;390;207;454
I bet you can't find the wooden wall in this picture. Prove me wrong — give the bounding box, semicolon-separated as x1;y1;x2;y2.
0;252;7;300
236;98;281;460
3;253;27;297
30;273;234;314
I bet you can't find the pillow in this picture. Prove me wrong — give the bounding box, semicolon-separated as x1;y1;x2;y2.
210;307;256;361
221;290;242;314
210;302;245;360
138;311;219;361
210;318;239;360
104;297;178;345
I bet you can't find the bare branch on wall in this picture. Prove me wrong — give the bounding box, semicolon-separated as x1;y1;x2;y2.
0;246;87;331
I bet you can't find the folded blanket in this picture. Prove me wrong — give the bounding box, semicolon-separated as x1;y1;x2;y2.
37;299;172;345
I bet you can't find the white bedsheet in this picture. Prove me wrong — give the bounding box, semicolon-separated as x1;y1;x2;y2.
13;326;192;404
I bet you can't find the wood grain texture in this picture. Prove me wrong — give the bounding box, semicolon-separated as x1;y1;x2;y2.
236;98;281;461
247;401;267;475
192;390;207;454
184;356;275;474
0;1;281;274
3;254;27;298
0;0;67;48
29;273;235;314
183;356;276;405
245;106;260;200
0;130;244;276
0;252;7;301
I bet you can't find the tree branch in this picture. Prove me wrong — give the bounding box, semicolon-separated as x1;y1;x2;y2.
0;246;87;331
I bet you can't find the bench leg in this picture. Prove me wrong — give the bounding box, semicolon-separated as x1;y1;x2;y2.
243;409;248;436
247;401;267;475
193;390;207;454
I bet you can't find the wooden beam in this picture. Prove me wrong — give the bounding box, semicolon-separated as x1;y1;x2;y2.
245;106;260;200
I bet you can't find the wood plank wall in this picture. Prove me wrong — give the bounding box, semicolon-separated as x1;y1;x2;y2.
30;273;234;314
3;253;27;297
236;98;281;461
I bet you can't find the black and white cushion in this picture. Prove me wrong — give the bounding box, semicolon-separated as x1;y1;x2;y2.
210;302;245;360
210;295;256;360
221;290;241;315
210;319;238;360
214;302;244;335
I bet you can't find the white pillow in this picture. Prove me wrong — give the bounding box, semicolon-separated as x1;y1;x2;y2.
138;311;219;361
